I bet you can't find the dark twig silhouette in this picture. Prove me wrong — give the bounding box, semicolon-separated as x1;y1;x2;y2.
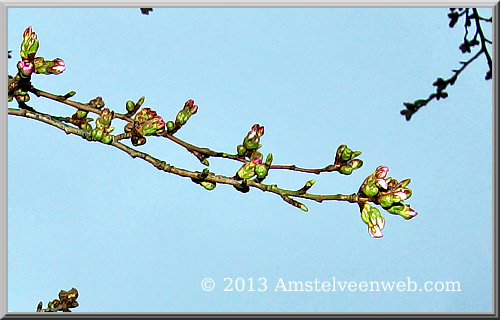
400;8;492;121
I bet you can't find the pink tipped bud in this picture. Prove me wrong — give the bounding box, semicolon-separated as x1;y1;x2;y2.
375;165;389;179
376;178;388;189
191;104;198;114
393;191;407;201
185;99;194;108
49;58;65;73
369;226;383;238
252;156;263;164
23;26;33;37
18;60;33;75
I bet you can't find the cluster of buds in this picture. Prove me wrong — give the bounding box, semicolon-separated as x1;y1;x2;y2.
89;96;105;109
91;108;115;144
71;109;93;132
359;202;385;238
124;108;166;146
236;151;273;181
9;88;30;102
166;99;198;133
9;27;66;105
359;165;417;220
237;124;265;156
125;96;145;116
36;288;79;312
334;144;363;175
234;124;273;183
33;56;66;75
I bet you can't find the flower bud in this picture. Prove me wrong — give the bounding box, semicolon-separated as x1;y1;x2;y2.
375;166;389;179
237;144;246;156
255;164;268;179
341;147;352;161
378;194;393;208
48;58;65;74
349;159;363;169
362;184;379;197
20;26;39;60
17;60;33;77
126;100;135;112
339;165;353;175
237;162;256;180
360;203;385;238
376;178;388;189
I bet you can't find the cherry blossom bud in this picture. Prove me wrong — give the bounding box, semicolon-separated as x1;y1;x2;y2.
48;58;65;74
375;166;389;179
20;26;39;60
17;60;33;77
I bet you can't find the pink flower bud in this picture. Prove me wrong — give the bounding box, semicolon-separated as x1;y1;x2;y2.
23;26;33;38
252;156;263;164
49;58;65;73
185;99;194;108
375;166;389;179
369;226;383;238
191;104;198;114
376;178;388;189
18;60;33;75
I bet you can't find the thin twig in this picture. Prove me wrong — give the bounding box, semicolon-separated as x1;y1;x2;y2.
8;107;370;210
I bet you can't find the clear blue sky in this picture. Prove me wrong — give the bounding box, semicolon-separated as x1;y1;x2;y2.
8;8;492;312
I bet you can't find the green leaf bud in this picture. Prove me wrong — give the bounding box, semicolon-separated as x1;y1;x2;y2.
167;121;175;132
200;181;216;190
266;153;273;166
136;96;145;108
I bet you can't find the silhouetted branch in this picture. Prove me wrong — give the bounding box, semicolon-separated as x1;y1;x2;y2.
400;8;492;121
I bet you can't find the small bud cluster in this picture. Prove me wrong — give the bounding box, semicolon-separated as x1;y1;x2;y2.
360;203;385;238
166;99;198;133
235;124;273;183
125;96;145;116
124;108;166;146
91;108;115;144
334;144;363;175
36;288;79;312
358;165;418;237
70;108;93;132
9;27;65;104
89;96;105;109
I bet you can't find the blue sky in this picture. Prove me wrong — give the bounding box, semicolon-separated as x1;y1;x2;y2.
7;8;492;312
